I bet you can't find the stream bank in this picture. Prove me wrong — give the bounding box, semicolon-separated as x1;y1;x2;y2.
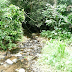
0;34;47;72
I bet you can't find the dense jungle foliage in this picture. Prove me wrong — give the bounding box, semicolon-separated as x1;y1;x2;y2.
9;0;72;34
0;0;72;71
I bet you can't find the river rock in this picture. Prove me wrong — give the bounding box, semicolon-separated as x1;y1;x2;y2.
0;55;5;60
12;58;17;63
14;53;22;57
5;59;13;65
0;62;4;65
3;63;9;67
19;68;25;72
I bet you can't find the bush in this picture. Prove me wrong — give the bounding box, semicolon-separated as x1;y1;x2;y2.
41;29;71;40
40;3;72;39
0;4;25;50
42;3;70;27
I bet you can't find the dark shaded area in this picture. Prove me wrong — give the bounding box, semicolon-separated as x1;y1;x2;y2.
22;22;40;33
22;22;51;36
40;23;54;31
22;22;40;38
60;23;72;33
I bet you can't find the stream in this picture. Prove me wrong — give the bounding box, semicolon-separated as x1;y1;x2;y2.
0;34;46;72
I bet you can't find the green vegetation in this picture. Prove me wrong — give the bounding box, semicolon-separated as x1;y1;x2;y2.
8;0;72;37
41;30;72;40
0;1;25;50
39;2;72;70
38;39;72;72
0;0;72;71
40;3;72;40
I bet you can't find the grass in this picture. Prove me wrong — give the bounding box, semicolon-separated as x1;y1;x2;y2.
38;39;72;72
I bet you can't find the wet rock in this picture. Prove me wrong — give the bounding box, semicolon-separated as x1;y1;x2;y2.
29;47;34;49
27;49;31;52
0;55;5;60
15;69;19;72
20;49;24;51
0;63;4;65
5;59;13;65
20;45;25;48
12;58;17;63
14;53;22;57
23;49;27;53
19;68;25;72
20;53;26;56
26;56;33;61
18;56;24;60
19;43;26;49
3;63;9;67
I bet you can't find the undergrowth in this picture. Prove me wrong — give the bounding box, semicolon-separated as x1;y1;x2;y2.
38;39;72;72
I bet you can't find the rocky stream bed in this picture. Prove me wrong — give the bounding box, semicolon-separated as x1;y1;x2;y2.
0;35;47;72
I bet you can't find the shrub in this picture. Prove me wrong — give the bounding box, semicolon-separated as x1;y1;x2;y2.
41;29;71;40
42;3;70;27
40;3;72;40
0;4;25;50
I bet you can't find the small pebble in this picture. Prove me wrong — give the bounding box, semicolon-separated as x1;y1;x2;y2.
15;69;19;72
